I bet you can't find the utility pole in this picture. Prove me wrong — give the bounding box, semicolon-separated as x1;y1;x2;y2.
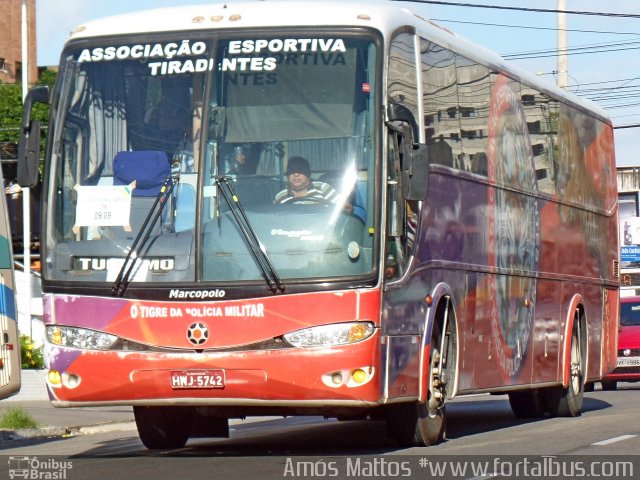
21;0;32;338
557;0;569;90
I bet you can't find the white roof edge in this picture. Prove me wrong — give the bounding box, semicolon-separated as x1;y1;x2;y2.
66;0;609;122
68;1;415;39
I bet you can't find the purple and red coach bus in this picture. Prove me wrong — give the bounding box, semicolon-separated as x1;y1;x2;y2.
18;1;619;448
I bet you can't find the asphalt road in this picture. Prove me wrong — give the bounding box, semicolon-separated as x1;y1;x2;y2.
1;386;638;480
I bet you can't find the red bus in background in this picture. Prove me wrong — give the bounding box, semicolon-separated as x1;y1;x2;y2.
601;296;640;390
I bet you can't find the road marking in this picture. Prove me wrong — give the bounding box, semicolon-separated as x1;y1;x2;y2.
591;434;637;446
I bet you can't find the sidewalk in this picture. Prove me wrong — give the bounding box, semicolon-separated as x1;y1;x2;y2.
1;371;136;441
0;399;136;440
1;372;282;442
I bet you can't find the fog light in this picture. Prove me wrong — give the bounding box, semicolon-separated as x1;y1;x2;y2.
351;369;367;384
47;370;62;386
63;373;81;389
322;367;375;388
322;371;346;388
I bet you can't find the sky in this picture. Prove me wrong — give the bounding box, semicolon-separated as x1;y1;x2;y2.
35;0;640;166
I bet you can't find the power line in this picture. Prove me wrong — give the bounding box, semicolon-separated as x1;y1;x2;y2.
503;41;640;60
431;18;640;36
395;0;640;18
573;77;640;87
505;39;640;57
504;46;640;60
612;113;640;119
592;74;640;102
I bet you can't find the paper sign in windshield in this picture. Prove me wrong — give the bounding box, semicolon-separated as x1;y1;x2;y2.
74;183;135;232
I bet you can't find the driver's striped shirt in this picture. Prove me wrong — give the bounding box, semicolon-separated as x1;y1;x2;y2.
275;181;338;204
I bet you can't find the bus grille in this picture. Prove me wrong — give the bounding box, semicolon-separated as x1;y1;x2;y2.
610;366;640;374
111;337;295;353
619;348;640;356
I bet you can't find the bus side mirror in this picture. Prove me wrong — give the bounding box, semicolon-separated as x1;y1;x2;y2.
17;86;50;188
386;103;419;141
403;144;428;201
386;103;429;201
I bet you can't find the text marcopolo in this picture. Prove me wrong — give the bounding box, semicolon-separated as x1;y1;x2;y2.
169;289;226;299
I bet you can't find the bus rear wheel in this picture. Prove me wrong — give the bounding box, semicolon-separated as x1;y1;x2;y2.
542;320;584;417
134;406;193;449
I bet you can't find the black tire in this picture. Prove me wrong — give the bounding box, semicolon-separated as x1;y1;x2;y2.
542;321;584;417
416;338;446;445
417;401;446;446
584;382;595;392
508;389;545;418
134;406;193;449
387;337;447;447
601;380;617;391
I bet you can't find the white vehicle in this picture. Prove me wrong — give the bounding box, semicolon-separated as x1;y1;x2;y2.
0;162;21;399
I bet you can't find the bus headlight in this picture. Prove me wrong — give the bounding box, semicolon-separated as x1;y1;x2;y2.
46;326;118;350
284;322;375;348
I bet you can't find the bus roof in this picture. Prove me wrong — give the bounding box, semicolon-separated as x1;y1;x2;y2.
68;1;423;40
66;0;610;122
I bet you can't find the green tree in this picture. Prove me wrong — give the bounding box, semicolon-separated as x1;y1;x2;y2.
19;334;44;369
0;70;56;161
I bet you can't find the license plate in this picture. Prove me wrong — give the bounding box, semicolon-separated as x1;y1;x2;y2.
170;370;225;389
616;357;640;368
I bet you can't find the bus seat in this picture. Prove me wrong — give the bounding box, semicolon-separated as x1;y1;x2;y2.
353;182;366;222
112;151;171;234
113;151;170;196
233;178;274;206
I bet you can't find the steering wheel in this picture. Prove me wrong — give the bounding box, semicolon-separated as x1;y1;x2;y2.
285;196;333;207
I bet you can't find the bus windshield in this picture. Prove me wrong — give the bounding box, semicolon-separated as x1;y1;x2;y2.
620;301;640;327
45;31;378;287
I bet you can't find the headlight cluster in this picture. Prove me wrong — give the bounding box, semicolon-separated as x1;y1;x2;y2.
46;326;118;350
284;322;375;348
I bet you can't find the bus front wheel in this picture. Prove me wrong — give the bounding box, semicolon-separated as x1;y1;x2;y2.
134;406;193;449
387;339;447;447
417;339;447;445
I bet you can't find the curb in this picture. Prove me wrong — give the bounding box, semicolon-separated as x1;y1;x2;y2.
0;421;137;442
0;415;283;442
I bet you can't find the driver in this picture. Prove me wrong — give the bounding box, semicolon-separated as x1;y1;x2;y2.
275;156;339;205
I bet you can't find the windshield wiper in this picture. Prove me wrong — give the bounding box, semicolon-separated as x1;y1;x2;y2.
111;173;178;297
215;176;285;293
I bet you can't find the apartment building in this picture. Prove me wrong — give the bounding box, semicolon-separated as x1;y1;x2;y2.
0;0;37;84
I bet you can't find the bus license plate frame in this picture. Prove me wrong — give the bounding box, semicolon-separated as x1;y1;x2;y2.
616;357;640;368
170;369;226;389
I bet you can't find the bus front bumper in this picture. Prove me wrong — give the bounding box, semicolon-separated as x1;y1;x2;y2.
45;336;382;408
